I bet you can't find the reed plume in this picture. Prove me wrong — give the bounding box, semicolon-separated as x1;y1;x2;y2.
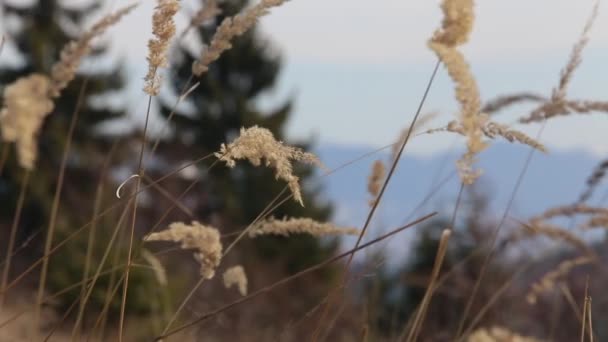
0;74;54;170
50;4;138;98
144;0;180;96
223;265;248;296
145;221;223;279
192;0;286;76
248;217;359;238
519;1;602;124
428;0;485;185
215;125;322;206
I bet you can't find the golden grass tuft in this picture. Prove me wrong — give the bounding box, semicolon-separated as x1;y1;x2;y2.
144;0;180;96
192;0;287;76
222;265;248;296
144;221;223;280
428;0;485;185
248;217;359;238
215;125;322;206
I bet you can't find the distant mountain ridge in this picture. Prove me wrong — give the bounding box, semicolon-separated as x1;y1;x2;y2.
314;142;602;229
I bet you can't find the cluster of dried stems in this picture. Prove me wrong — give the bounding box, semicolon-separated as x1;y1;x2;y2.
1;0;607;340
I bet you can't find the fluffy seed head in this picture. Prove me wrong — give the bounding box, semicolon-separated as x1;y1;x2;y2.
249;217;359;238
215;126;322;206
0;74;54;169
144;0;180;96
50;4;137;98
144;221;222;279
223;265;248;296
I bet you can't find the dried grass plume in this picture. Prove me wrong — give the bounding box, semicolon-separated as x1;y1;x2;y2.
429;0;485;185
144;221;222;279
249;217;359;238
368;160;385;206
215;126;322;206
223;265;248;296
192;0;287;76
0;74;54;169
144;0;180;96
50;3;137;98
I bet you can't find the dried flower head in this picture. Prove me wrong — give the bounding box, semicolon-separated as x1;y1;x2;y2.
467;326;543;342
249;217;359;238
192;0;286;76
526;256;593;304
519;2;601;124
428;116;546;153
368;160;385;207
0;74;54;169
481;93;547;115
431;0;474;47
429;0;485;185
144;221;222;279
215;126;322;206
223;265;248;296
144;0;180;96
50;4;137;98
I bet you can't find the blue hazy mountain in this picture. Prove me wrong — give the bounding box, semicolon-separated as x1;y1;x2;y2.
314;142;602;229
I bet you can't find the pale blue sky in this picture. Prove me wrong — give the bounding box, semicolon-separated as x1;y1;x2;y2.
109;0;607;156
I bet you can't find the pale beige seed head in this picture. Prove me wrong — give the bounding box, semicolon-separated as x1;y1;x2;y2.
431;0;475;47
144;221;222;279
367;160;385;207
249;217;359;238
428;0;484;185
144;0;180;96
215;126;322;206
0;74;54;170
192;0;287;76
223;265;248;296
49;4;137;98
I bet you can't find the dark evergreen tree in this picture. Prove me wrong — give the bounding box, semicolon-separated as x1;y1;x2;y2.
159;0;334;273
0;0;159;315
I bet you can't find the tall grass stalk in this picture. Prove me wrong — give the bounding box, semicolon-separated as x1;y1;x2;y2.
35;79;88;330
